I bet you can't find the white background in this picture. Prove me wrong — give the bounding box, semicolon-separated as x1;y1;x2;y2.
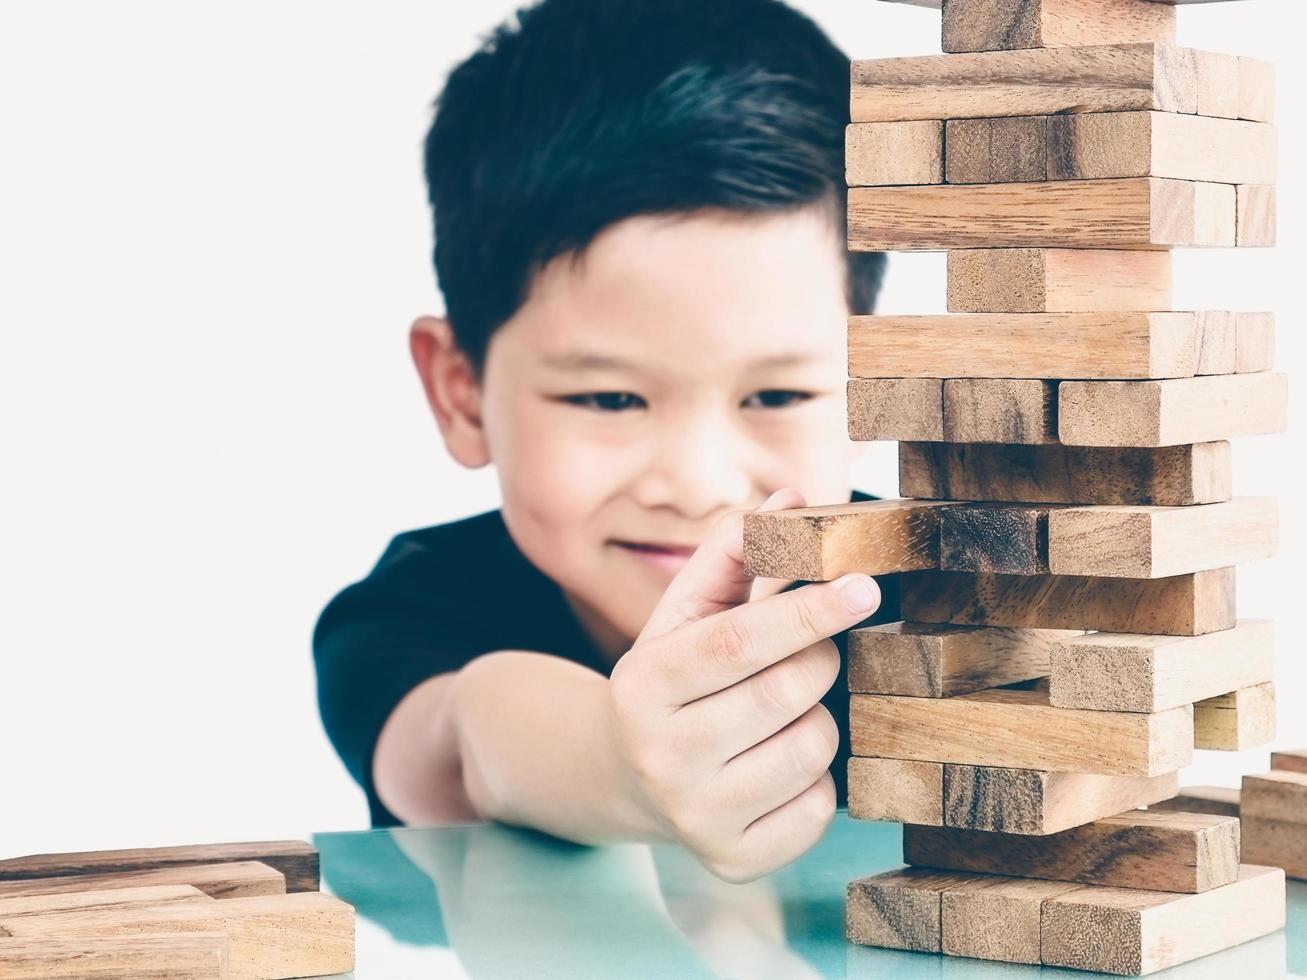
1;0;1299;858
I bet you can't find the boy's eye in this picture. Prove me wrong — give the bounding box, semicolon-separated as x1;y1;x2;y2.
559;392;647;412
743;389;813;409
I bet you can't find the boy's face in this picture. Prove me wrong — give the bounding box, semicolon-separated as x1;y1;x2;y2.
420;204;859;653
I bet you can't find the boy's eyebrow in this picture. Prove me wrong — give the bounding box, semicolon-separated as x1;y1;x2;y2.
539;350;822;371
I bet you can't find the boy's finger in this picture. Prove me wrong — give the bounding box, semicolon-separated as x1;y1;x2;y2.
636;487;806;645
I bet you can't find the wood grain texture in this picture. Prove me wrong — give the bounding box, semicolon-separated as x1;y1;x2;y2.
1236;184;1277;246
1040;865;1286;974
1192;48;1241;118
0;884;212;920
1050;619;1274;712
1241;771;1307;825
945;766;1179;835
905;810;1240;892
848;311;1198;380
1238;56;1275;122
946;248;1172;313
1149;785;1241;817
941;0;1174;53
847;757;944;824
0;932;229;979
846;867;989;951
1236;312;1275;372
1272;750;1307;774
898;567;1236;636
1058;373;1289;447
848;621;1076;696
845;121;944;186
0;840;319;893
941;875;1081;964
1242;818;1307;881
0;892;355;980
851;43;1195;122
943;379;1057;443
847;378;943;442
1047;498;1278;578
849;177;1234;251
945;116;1046;183
899;441;1232;506
850;688;1193;775
742;499;947;579
1194;682;1276;750
0;862;287;901
939;503;1055;574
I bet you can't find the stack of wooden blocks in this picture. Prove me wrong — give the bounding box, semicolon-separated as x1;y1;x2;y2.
743;0;1289;973
0;839;354;978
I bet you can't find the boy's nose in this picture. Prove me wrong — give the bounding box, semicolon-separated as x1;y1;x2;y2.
635;418;754;522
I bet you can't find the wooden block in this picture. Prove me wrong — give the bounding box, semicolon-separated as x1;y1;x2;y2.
847;378;943;441
1238;56;1275;122
941;876;1082;964
1241;771;1307;825
850;688;1193;775
1236;184;1276;246
849;312;1198;380
1149;785;1241;817
945;766;1179;835
1192;48;1241;118
0;862;287;901
742;499;946;579
941;0;1174;54
1236;312;1275;373
898;567;1236;636
1058;373;1288;447
0;932;229;979
847;757;944;824
1193;309;1237;375
0;840;319;893
1242;818;1307;880
1047;498;1278;579
1040;865;1286;974
846;867;988;951
845;121;944;186
1050;619;1275;712
1047;112;1276;184
943;378;1057;443
1272;750;1307;774
947;248;1172;314
0;892;355;980
1195;682;1276;750
850;43;1195;123
905;810;1240;892
0;884;212;920
939;503;1053;574
848;621;1076;696
944;116;1046;183
849;177;1234;250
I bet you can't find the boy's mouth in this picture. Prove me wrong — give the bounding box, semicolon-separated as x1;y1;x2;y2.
612;539;697;573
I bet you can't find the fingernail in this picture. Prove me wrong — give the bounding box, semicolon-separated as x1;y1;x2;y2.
839;575;878;614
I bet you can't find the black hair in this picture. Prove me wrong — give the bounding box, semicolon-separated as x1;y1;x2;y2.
423;0;887;376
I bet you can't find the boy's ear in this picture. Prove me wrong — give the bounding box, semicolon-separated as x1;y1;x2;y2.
409;315;492;468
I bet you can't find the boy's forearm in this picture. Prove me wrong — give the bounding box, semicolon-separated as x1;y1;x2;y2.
450;650;669;845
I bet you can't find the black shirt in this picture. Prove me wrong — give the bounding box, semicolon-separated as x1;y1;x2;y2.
313;488;901;828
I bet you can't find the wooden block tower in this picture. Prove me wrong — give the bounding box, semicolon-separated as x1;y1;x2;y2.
743;0;1288;972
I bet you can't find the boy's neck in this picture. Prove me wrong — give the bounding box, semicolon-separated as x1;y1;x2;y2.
561;590;633;667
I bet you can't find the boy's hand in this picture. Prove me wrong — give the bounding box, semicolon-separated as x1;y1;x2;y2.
605;489;881;883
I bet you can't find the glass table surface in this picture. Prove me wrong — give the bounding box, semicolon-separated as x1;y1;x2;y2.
313;809;1306;979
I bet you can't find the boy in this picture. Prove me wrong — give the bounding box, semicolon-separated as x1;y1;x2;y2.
314;0;901;884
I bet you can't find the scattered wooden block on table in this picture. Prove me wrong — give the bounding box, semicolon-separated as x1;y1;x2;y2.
1049;619;1274;712
899;441;1232;506
0;931;229;979
848;621;1076;696
1149;785;1242;817
1241;770;1307;825
1195;682;1277;750
946;248;1172;313
945;765;1179;835
845;121;943;186
939;503;1053;574
850;688;1193;775
898;567;1236;636
846;867;989;951
941;0;1174;54
1058;372;1288;447
0;861;287;901
1236;184;1277;246
906;810;1240;892
846;378;943;441
1040;865;1286;975
1241;818;1307;880
942;379;1057;443
1046;498;1277;578
941;875;1081;964
0;884;212;920
849;178;1234;250
1272;750;1307;774
742;499;947;579
0;840;319;893
848;757;944;825
849;311;1199;380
